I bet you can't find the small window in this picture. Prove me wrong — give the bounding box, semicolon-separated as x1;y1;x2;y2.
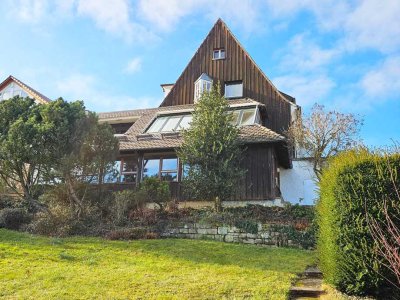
225;81;243;98
120;157;137;183
213;49;225;60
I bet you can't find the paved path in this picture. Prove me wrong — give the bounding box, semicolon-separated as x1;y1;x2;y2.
289;266;326;299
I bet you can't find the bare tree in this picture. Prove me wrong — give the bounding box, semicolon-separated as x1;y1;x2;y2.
286;104;362;178
366;156;400;287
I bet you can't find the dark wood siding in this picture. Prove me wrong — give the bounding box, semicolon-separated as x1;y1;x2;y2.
236;144;279;200
160;19;292;134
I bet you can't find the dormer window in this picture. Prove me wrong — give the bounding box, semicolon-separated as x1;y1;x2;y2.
225;81;243;98
194;73;213;102
213;48;225;60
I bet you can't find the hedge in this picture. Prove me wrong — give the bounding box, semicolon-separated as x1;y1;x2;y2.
317;149;400;297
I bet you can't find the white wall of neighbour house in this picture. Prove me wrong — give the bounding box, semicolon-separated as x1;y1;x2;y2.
280;159;318;206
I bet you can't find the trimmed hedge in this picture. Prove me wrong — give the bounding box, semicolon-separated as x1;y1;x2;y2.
317;149;400;297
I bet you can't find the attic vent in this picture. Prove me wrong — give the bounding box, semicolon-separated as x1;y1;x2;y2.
213;48;225;60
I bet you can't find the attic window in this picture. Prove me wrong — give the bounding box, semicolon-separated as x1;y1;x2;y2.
194;73;213;102
213;48;225;60
225;81;243;98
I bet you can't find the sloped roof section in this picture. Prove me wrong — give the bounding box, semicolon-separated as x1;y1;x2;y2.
103;98;284;152
0;75;51;104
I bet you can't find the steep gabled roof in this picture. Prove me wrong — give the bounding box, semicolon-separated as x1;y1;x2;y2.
160;18;291;107
0;75;51;104
159;19;293;134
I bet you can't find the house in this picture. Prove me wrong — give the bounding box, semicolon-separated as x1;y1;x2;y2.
0;75;51;104
99;19;302;207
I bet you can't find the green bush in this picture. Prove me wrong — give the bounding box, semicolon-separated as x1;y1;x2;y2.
139;177;170;210
112;190;148;225
317;149;400;297
0;208;30;230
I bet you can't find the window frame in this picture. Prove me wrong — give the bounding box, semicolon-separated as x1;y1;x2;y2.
119;157;138;183
146;114;193;133
224;81;243;98
142;156;180;182
213;48;226;60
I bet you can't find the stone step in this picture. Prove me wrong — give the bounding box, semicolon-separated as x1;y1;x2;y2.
289;286;325;298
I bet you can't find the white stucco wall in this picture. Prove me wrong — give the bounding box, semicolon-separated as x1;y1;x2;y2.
280;159;318;205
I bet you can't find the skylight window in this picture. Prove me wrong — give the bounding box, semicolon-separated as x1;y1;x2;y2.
230;107;261;126
213;48;225;60
146;114;193;133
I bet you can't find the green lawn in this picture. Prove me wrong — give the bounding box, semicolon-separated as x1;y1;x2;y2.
0;229;315;299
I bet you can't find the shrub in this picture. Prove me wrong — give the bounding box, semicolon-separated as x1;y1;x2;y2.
139;177;170;210
111;190;147;225
317;149;400;297
0;208;30;230
105;227;159;240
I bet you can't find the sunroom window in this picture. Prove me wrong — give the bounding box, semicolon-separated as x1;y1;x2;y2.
146;114;193;133
143;157;179;182
194;73;213;102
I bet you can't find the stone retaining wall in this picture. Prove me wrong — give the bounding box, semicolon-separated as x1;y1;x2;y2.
161;222;298;247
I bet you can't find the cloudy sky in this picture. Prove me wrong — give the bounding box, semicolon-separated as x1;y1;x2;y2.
0;0;399;147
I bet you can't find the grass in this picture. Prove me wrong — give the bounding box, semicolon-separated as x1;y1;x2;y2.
0;229;315;299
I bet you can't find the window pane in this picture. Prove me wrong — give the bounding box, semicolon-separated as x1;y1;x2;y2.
230;110;240;125
161;172;177;182
225;82;243;98
161;116;181;132
220;50;225;59
121;174;137;183
122;158;137;172
104;161;120;183
178;115;192;130
147;117;167;133
162;158;178;171
143;159;160;178
240;109;256;125
213;50;219;59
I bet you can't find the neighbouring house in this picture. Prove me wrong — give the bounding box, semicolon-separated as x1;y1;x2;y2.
0;75;51;104
98;19;312;206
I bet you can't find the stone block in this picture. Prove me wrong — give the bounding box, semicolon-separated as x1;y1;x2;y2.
179;228;189;234
254;239;263;244
224;234;234;243
205;228;218;235
243;239;255;244
246;233;258;239
217;226;228;235
188;229;197;234
260;232;270;239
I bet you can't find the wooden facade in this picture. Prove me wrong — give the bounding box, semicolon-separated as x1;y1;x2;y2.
160;19;292;134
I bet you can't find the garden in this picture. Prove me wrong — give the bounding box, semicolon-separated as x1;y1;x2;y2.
0;229;315;299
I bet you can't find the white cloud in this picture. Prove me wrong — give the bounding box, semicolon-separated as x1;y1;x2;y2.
137;0;263;34
137;0;200;32
56;73;159;112
273;74;336;106
279;33;340;71
124;57;142;74
360;56;400;99
343;0;400;53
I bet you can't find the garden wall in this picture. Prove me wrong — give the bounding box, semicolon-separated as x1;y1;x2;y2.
161;222;304;247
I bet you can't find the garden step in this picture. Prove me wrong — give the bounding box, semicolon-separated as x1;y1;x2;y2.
289;266;326;299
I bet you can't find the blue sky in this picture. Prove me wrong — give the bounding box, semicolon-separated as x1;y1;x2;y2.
0;0;399;147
